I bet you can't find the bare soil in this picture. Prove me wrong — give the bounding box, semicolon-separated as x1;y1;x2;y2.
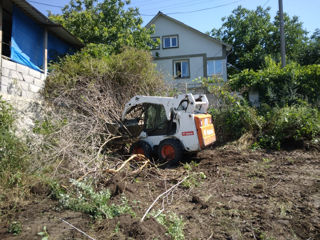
1;147;319;239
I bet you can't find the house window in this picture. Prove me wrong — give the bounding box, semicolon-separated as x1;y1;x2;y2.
163;35;178;49
207;60;223;77
149;37;160;50
173;60;189;78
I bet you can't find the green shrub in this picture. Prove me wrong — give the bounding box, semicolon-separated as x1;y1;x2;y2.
258;105;320;149
229;57;320;107
8;221;22;235
44;47;164;103
58;179;134;219
154;211;185;240
0;97;28;177
201;77;264;143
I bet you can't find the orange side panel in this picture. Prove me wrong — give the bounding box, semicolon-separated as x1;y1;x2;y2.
194;114;216;149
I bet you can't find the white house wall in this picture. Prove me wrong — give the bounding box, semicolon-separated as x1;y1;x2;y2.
154;56;205;90
150;15;227;88
152;16;223;58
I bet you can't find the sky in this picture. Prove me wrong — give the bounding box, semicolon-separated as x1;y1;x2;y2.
27;0;320;35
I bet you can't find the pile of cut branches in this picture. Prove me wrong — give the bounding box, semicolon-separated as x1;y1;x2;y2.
32;48;167;180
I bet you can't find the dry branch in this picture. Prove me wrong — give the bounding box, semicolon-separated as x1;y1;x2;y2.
60;218;96;240
104;154;149;174
140;176;188;222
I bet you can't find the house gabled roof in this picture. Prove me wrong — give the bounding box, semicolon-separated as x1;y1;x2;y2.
146;11;232;51
10;0;83;47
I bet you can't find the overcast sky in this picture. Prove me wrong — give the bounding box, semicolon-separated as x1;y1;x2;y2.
28;0;320;35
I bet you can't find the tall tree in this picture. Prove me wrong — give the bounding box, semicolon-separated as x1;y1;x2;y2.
298;28;320;65
271;13;308;62
49;0;155;54
211;6;308;73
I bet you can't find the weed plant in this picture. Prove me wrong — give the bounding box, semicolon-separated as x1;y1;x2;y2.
153;211;185;240
57;179;134;219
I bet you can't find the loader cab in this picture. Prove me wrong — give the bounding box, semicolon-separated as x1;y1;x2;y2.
123;103;176;137
144;103;176;136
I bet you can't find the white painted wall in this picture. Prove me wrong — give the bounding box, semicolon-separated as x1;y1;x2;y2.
149;15;228;89
151;16;223;58
155;56;204;91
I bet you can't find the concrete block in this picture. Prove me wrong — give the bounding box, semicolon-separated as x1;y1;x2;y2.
22;90;36;99
29;68;41;79
17;63;30;75
29;84;41;93
23;75;34;83
7;84;22;97
2;67;10;77
19;81;29;91
0;84;8;93
40;73;47;81
10;71;24;81
1;76;12;86
33;78;45;88
2;59;17;70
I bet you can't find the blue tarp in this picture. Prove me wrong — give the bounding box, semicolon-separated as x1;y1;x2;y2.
11;6;44;71
10;5;74;71
48;32;72;62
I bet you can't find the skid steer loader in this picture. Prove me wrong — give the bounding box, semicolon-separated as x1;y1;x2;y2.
121;93;216;164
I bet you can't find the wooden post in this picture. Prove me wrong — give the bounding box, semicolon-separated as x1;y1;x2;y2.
43;28;48;76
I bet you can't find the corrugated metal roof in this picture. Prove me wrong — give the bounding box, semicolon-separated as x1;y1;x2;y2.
10;0;83;47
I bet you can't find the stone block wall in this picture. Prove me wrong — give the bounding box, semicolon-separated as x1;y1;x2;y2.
0;57;46;135
0;57;46;100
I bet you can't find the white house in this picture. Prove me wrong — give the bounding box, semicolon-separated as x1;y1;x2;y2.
146;12;232;91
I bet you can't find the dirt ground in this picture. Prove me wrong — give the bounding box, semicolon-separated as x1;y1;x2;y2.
0;147;319;240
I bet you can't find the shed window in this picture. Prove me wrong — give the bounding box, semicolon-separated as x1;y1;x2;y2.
163;35;178;48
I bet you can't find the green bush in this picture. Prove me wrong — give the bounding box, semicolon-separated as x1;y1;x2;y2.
0;97;28;177
258;105;320;149
44;47;164;103
229;57;320;107
201;77;264;143
154;211;185;240
58;179;134;219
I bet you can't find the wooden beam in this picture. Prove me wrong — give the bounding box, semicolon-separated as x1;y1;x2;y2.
43;28;48;76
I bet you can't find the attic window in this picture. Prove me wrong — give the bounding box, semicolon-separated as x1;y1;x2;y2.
163;35;178;49
149;37;160;50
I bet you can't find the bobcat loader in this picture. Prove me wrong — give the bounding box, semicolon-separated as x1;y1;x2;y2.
121;94;216;164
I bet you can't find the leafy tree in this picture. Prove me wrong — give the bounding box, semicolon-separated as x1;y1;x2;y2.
298;28;320;65
271;13;308;62
49;0;155;54
212;6;274;72
211;6;308;72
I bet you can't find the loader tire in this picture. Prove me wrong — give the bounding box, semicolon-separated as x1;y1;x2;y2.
130;141;152;159
158;139;183;166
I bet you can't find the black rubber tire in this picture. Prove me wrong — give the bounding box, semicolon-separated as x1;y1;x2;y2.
158;139;183;166
130;140;152;159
